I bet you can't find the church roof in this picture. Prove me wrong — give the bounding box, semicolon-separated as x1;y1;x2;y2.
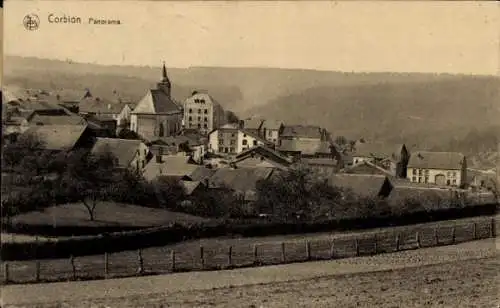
132;89;181;115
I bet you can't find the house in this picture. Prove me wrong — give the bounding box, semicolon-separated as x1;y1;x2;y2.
352;142;410;178
231;145;293;170
302;158;340;179
21;124;95;152
182;91;226;135
261;120;284;145
241;117;264;135
84;114;118;138
130;63;183;141
407;151;467;187
79;97;134;127
328;174;394;199
207;124;272;156
90;137;150;172
143;154;200;182
150;133;207;165
277;125;334;160
207;167;275;201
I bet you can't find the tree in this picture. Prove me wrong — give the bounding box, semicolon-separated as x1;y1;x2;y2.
117;128;141;140
153;177;186;210
2;133;46;171
334;136;348;146
61;148;124;221
225;110;240;124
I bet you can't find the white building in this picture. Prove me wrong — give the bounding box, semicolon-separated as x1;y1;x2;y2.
183;91;226;135
208;124;271;155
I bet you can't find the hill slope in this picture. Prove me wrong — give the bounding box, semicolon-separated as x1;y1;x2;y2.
4;56;499;153
247;77;500;151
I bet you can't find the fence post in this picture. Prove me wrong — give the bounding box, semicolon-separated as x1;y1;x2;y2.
434;228;439;246
35;260;40;282
491;218;496;238
281;242;286;263
104;252;109;279
374;235;378;254
473;222;477;240
4;263;9;283
330;240;335;259
305;241;311;261
227;246;233;267
70;255;76;280
170;250;176;272
395;233;400;251
415;231;421;249
200;246;205;269
355;238;359;256
137;249;144;275
451;226;456;244
253;244;258;264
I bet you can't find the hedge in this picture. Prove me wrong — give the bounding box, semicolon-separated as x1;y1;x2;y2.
2;202;497;261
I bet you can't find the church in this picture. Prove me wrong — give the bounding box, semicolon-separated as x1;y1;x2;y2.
130;63;183;141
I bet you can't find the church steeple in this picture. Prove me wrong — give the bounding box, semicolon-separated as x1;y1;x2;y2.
157;61;172;98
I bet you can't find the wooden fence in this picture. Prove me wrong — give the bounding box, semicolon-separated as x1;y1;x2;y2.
1;216;497;285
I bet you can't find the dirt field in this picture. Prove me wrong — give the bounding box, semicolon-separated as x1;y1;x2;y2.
3;238;498;308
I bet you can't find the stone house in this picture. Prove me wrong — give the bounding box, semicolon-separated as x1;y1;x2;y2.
406;151;467;188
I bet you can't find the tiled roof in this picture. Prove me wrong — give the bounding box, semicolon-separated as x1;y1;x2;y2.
302;158;338;167
184;92;222;107
79;97;129;114
281;125;322;139
132;89;181;114
261;120;283;131
22;124;88;151
208;167;274;199
180;180;204;195
143;155;199;181
353;142;405;160
242;118;264;130
342;160;394;176
186;166;216;182
327;174;392;198
408;151;465;170
27;113;86;126
240;129;273;146
91;138;143;167
278;139;332;155
235;145;293;164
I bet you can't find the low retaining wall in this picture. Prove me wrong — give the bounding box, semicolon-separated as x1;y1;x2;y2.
1;215;498;285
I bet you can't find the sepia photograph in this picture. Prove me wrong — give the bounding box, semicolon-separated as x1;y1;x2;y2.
1;1;499;307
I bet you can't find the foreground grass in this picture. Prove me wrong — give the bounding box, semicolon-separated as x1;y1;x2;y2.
2;214;497;285
8;202;210;229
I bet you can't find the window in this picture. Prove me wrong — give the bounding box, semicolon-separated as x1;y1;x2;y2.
412;169;416;175
418;169;422;176
198;124;201;128
446;179;451;185
189;109;192;113
144;149;147;156
198;117;201;121
203;124;208;128
230;147;235;153
224;147;229;153
253;140;258;146
268;131;273;137
412;176;417;182
452;179;457;185
425;169;429;175
204;117;208;122
230;140;236;145
200;99;206;104
142;160;145;169
204;109;208;114
242;139;248;146
452;172;457;178
424;176;429;183
447;171;451;177
219;139;224;145
198;109;201;113
231;133;236;137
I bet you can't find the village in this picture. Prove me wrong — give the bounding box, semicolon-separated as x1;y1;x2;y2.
2;63;498;214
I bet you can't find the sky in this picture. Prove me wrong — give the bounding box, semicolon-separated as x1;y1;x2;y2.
3;1;500;75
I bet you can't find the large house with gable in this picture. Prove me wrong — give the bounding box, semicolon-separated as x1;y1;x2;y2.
352;141;410;178
406;151;467;187
130;63;183;141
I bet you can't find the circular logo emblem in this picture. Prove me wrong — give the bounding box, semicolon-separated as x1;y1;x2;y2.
23;14;40;31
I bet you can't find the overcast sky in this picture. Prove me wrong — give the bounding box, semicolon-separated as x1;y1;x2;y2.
4;1;500;75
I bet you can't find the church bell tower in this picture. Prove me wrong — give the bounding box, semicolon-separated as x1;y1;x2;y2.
157;61;172;98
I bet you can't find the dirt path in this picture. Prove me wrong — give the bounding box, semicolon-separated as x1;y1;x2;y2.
2;238;498;307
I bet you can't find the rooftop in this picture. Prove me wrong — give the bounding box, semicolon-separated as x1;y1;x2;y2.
22;124;88;151
408;151;465;170
90;138;144;167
